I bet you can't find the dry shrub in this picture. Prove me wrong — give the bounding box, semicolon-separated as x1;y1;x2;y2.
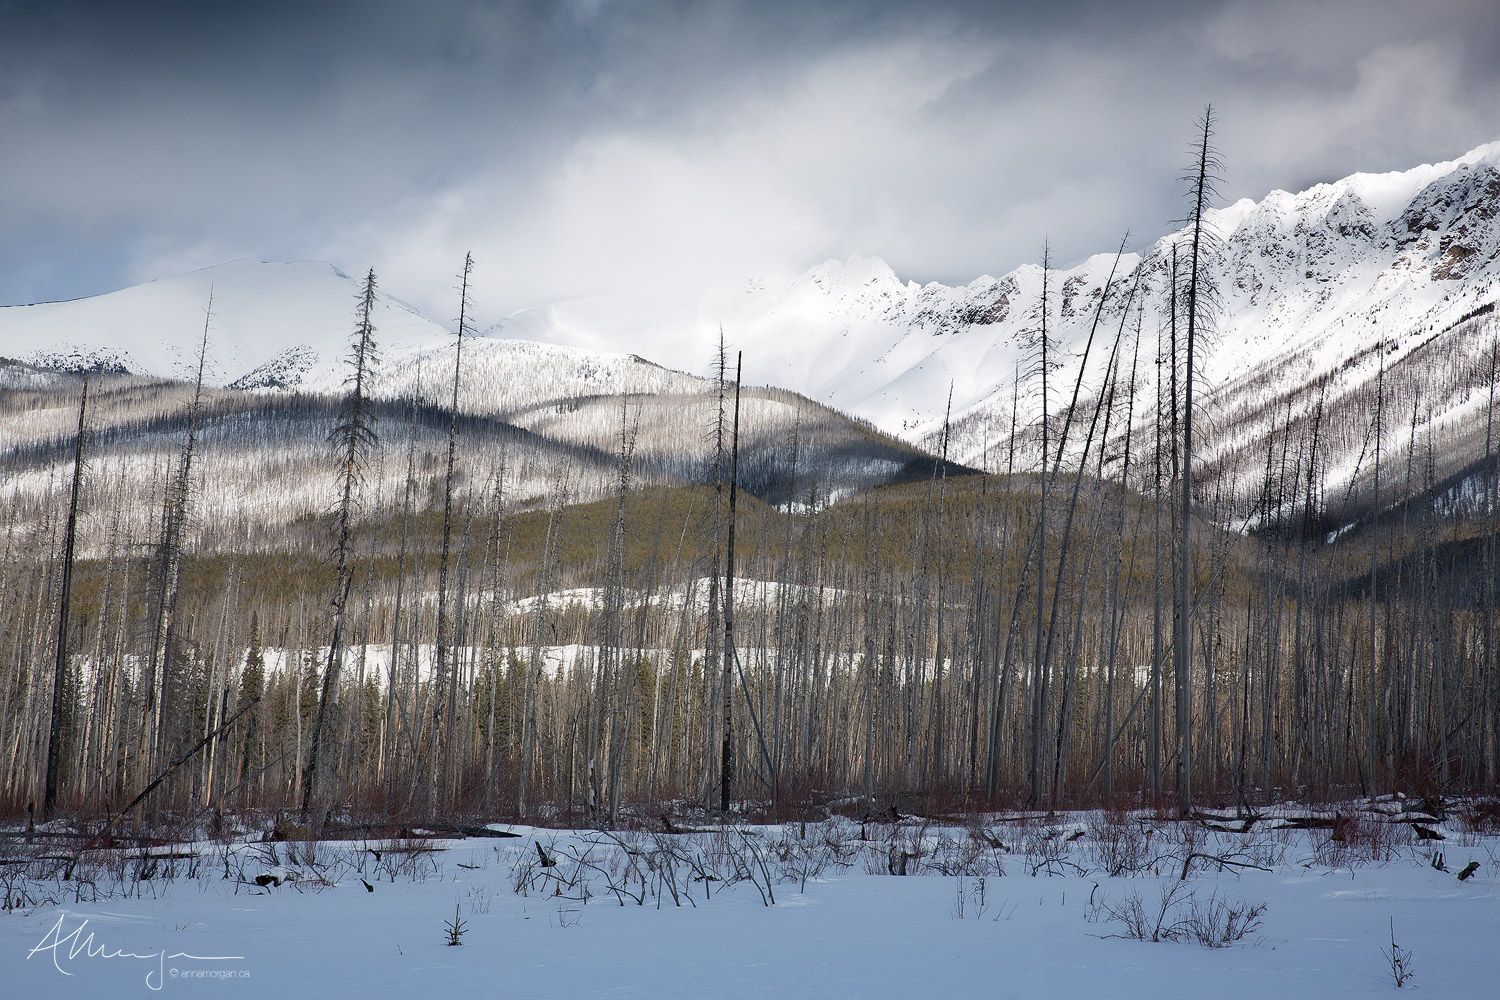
1460;798;1500;835
1095;880;1265;947
1086;811;1154;876
1316;813;1406;867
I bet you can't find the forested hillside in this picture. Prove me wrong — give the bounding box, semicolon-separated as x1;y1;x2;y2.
2;128;1498;832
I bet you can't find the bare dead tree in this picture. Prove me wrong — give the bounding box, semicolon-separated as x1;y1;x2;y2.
1027;242;1056;804
43;375;88;819
1176;106;1223;816
434;252;474;810
721;352;743;814
143;295;213;782
302;268;380;822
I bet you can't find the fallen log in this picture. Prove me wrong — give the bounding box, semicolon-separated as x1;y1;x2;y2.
1201;818;1257;834
73;697;260;861
1273;816;1336;831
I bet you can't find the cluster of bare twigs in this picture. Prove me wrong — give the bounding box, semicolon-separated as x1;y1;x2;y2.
1089;879;1266;947
508;823;863;908
0;820;452;914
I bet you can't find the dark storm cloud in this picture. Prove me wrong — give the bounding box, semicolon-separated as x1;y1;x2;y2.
4;0;1500;320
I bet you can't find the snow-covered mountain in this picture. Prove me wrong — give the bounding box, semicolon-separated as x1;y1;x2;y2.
505;140;1500;519
0;259;710;414
0;260;441;386
0;261;937;540
7;140;1500;523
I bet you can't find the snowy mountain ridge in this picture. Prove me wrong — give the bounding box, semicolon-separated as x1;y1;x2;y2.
0;259;445;386
0;258;712;419
494;138;1500;478
6;139;1500;519
484;138;1500;521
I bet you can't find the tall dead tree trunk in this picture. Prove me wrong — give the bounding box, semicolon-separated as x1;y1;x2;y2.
704;331;728;810
303;268;379;822
1028;243;1053;804
1485;333;1499;784
518;493;563;820
43;375;88;819
931;385;952;790
1046;270;1138;804
1368;353;1384;795
1176;106;1221;816
986;367;1023;798
603;395;636;826
144;297;212;785
384;378;422;795
434;252;474;810
721;352;742;815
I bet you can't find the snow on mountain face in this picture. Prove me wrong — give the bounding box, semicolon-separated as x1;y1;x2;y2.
1153;144;1500;513
967;141;1500;447
501;140;1500;470
0;258;710;416
7;140;1500;518
491;253;1124;436
381;337;708;419
504;140;1500;514
0;260;453;386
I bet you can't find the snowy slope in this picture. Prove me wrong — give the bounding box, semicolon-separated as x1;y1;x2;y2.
505;140;1500;513
8;140;1500;519
380;337;705;418
0;260;449;387
0;259;711;416
491;253;1132;437
0;263;933;541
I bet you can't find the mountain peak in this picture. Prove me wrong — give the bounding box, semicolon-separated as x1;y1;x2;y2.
799;255;903;295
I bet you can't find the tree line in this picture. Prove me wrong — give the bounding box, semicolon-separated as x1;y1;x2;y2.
3;109;1498;829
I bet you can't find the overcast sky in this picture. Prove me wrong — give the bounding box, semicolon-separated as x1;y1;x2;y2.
4;0;1499;323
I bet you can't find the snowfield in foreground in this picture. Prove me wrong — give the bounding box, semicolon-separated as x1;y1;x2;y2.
3;807;1497;998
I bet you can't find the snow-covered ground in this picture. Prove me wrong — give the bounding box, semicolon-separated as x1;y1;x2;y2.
4;804;1496;998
